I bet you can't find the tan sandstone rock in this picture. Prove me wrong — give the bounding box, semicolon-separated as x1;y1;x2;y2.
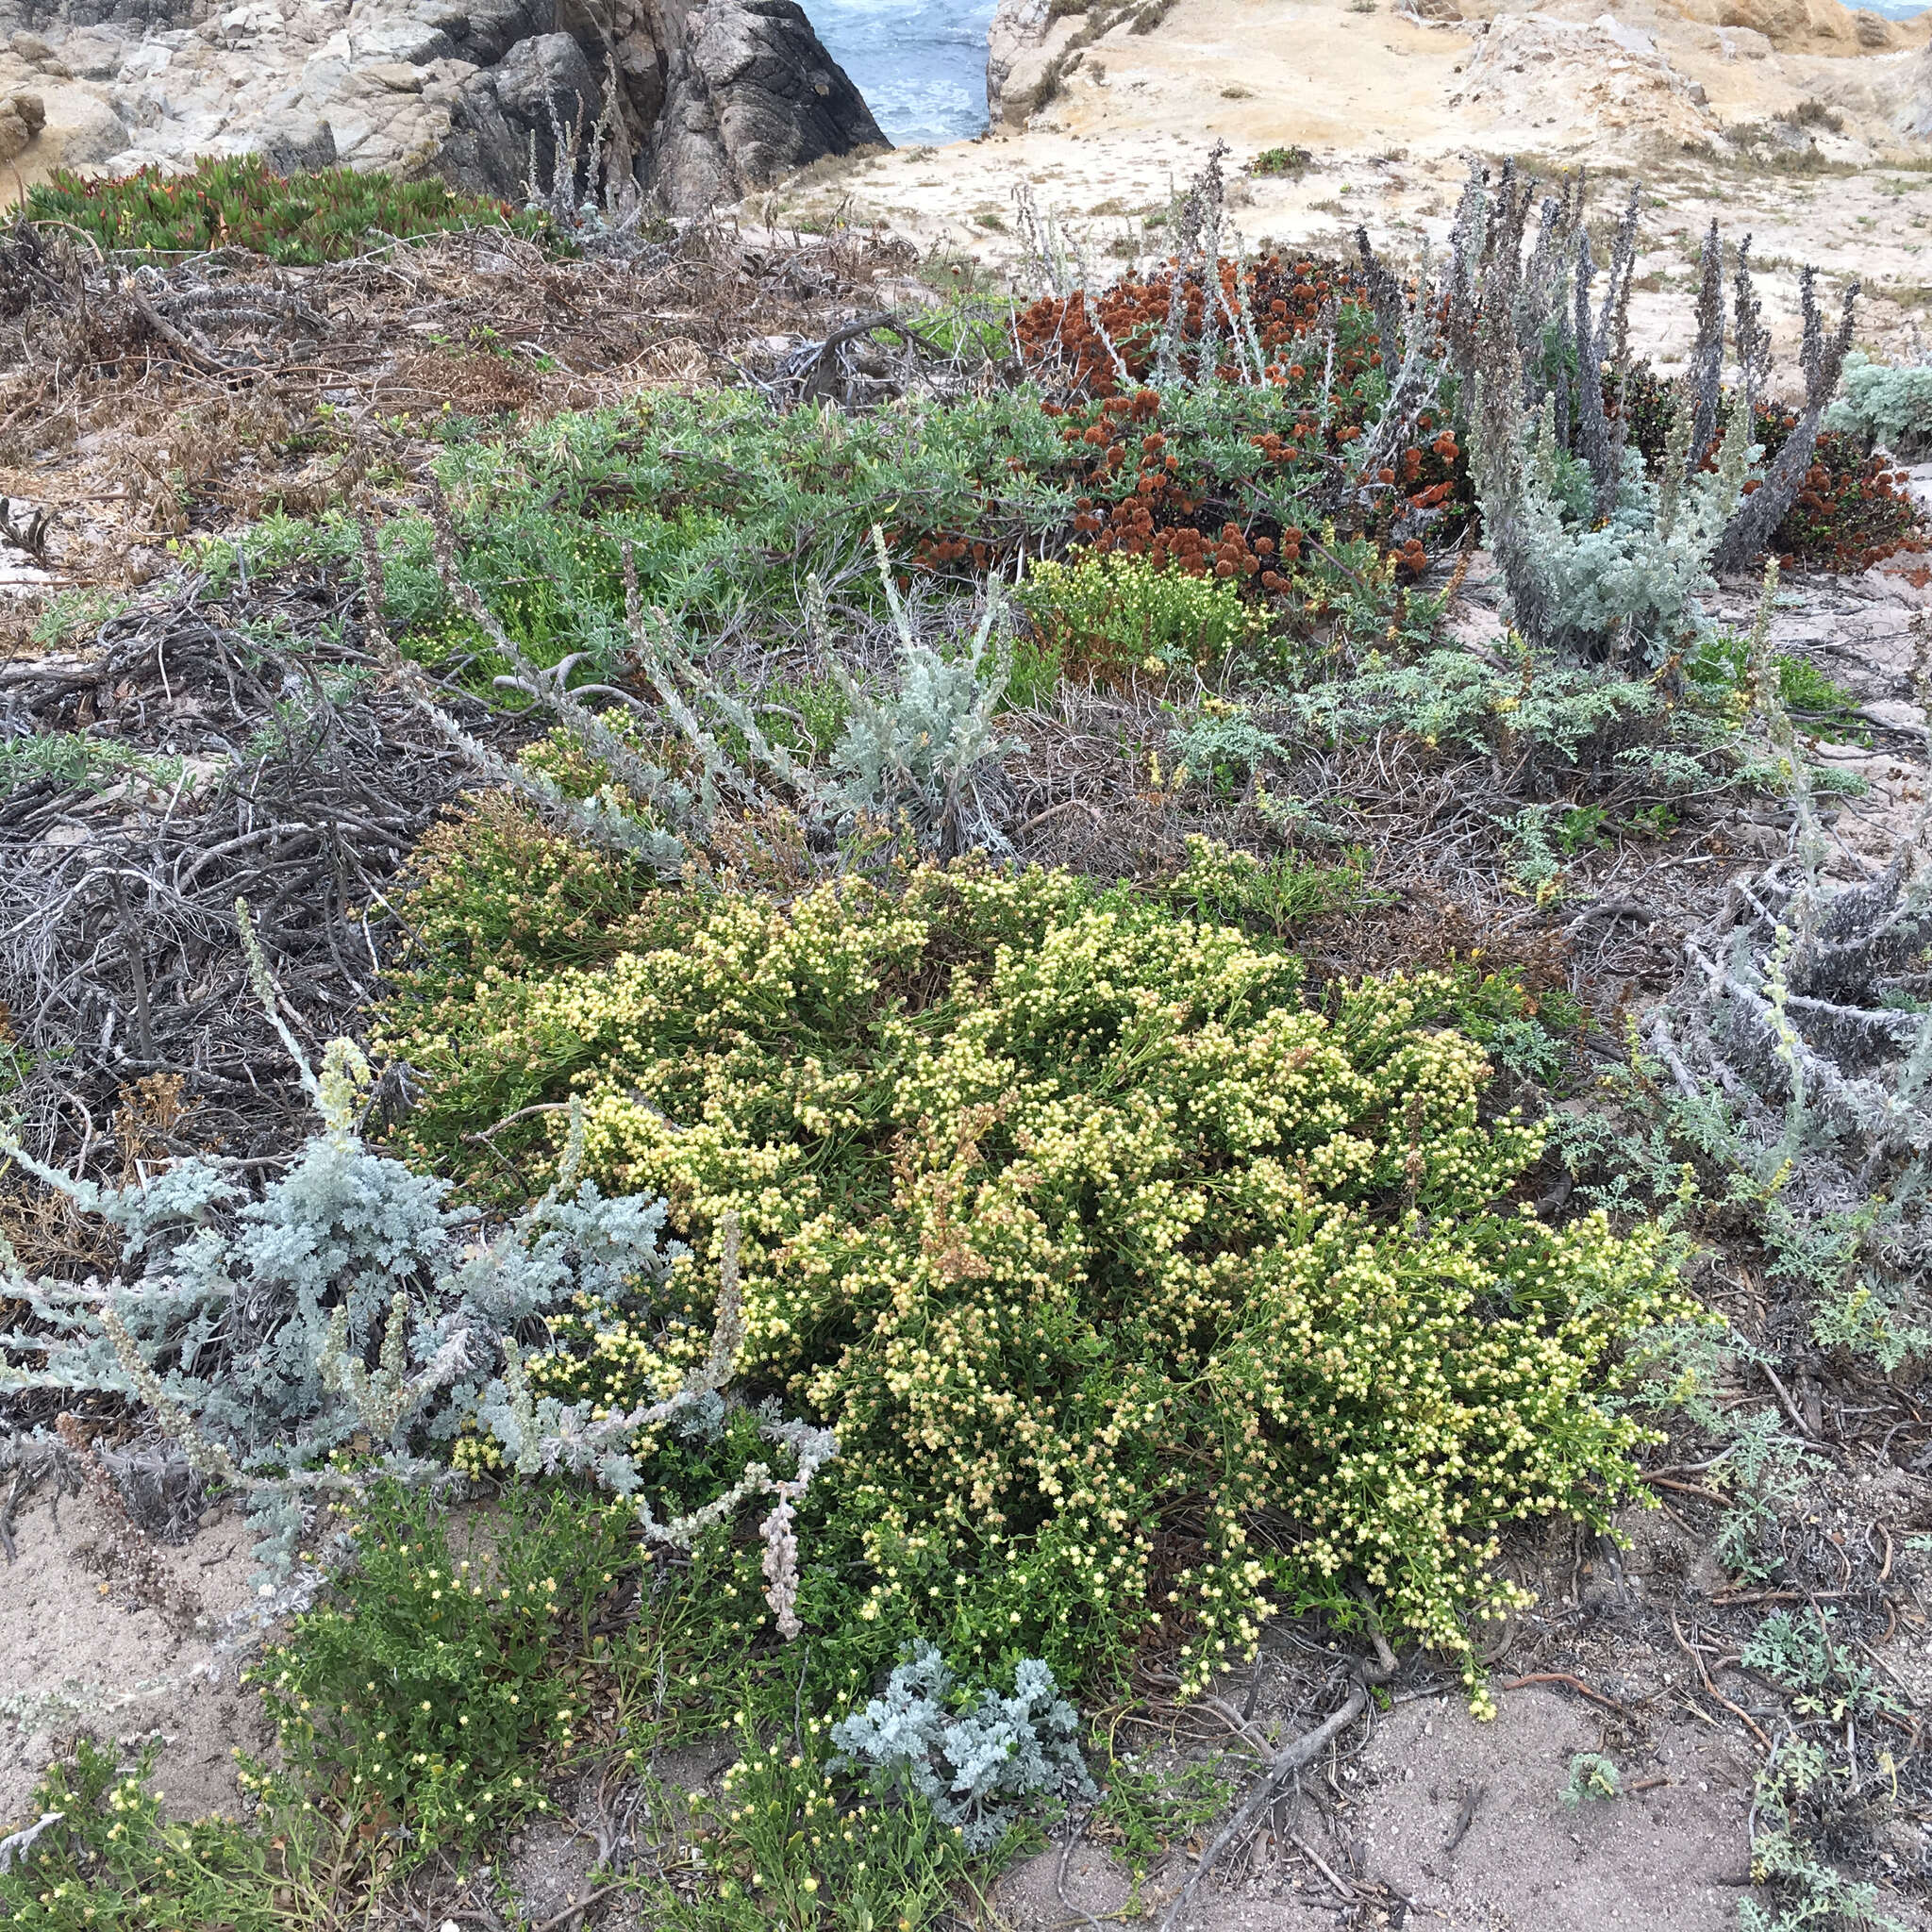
1454;11;1719;147
1664;0;1891;54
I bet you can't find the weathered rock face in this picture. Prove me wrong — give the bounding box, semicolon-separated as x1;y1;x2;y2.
0;0;885;212
1664;0;1880;49
652;0;886;208
985;0;1047;122
440;25;602;199
1452;12;1720;148
1904;37;1932;138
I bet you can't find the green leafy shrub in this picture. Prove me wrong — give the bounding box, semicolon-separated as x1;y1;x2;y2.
1291;641;1758;800
1740;1607;1891;1724
253;1483;638;1846
1685;633;1868;743
675;1723;977;1928
27;589;130;649
1742;1737;1908;1932
25;158;542;264
255;388;1079;676
1169;705;1284;795
1249;146;1313;176
1158;834;1373;937
381;859;1694;1704
0;733;181;798
1093;1756;1238;1865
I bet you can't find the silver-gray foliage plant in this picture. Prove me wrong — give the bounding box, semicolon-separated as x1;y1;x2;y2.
0;1014;676;1575
621;525;1016;858
1824;348;1932;461
0;908;836;1615
830;1641;1095;1851
1436;164;1855;665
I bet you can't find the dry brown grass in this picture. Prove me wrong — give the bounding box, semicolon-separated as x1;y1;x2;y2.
0;218;921;587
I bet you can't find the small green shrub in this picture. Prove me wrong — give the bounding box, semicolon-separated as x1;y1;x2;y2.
1169;706;1284;796
381;859;1696;1706
1687;633;1870;743
1740;1607;1891;1724
1094;1756;1240;1864
1004;632;1065;711
1742;1737;1908;1932
0;733;182;798
1015;548;1261;684
1292;643;1752;798
25;157;542;265
1158;834;1373;936
241;388;1081;675
27;589;129;649
0;1737;337;1931
1249;146;1313;177
252;1484;640;1847
672;1724;978;1928
1560;1751;1622;1806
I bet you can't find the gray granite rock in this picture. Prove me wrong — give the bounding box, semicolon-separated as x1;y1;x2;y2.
4;0;886;211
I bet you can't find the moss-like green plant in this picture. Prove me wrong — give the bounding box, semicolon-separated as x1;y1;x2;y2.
379;860;1697;1705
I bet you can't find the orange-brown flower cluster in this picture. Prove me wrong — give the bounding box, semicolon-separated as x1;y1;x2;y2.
1014;255;1382;400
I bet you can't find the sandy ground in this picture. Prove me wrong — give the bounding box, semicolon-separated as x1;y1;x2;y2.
0;1492;270;1825
996;1689;1762;1929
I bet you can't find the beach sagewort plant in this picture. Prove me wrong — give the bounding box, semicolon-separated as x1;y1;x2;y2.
379;857;1697;1702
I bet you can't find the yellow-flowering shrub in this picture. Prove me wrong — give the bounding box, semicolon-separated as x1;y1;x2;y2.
380;861;1692;1699
1014;549;1263;684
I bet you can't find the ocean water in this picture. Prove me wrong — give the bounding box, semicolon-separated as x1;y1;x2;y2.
807;0;1000;148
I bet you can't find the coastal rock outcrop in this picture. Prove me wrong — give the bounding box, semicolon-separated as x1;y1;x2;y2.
985;0;1048;122
1905;35;1932;137
0;0;887;211
1452;12;1720;147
